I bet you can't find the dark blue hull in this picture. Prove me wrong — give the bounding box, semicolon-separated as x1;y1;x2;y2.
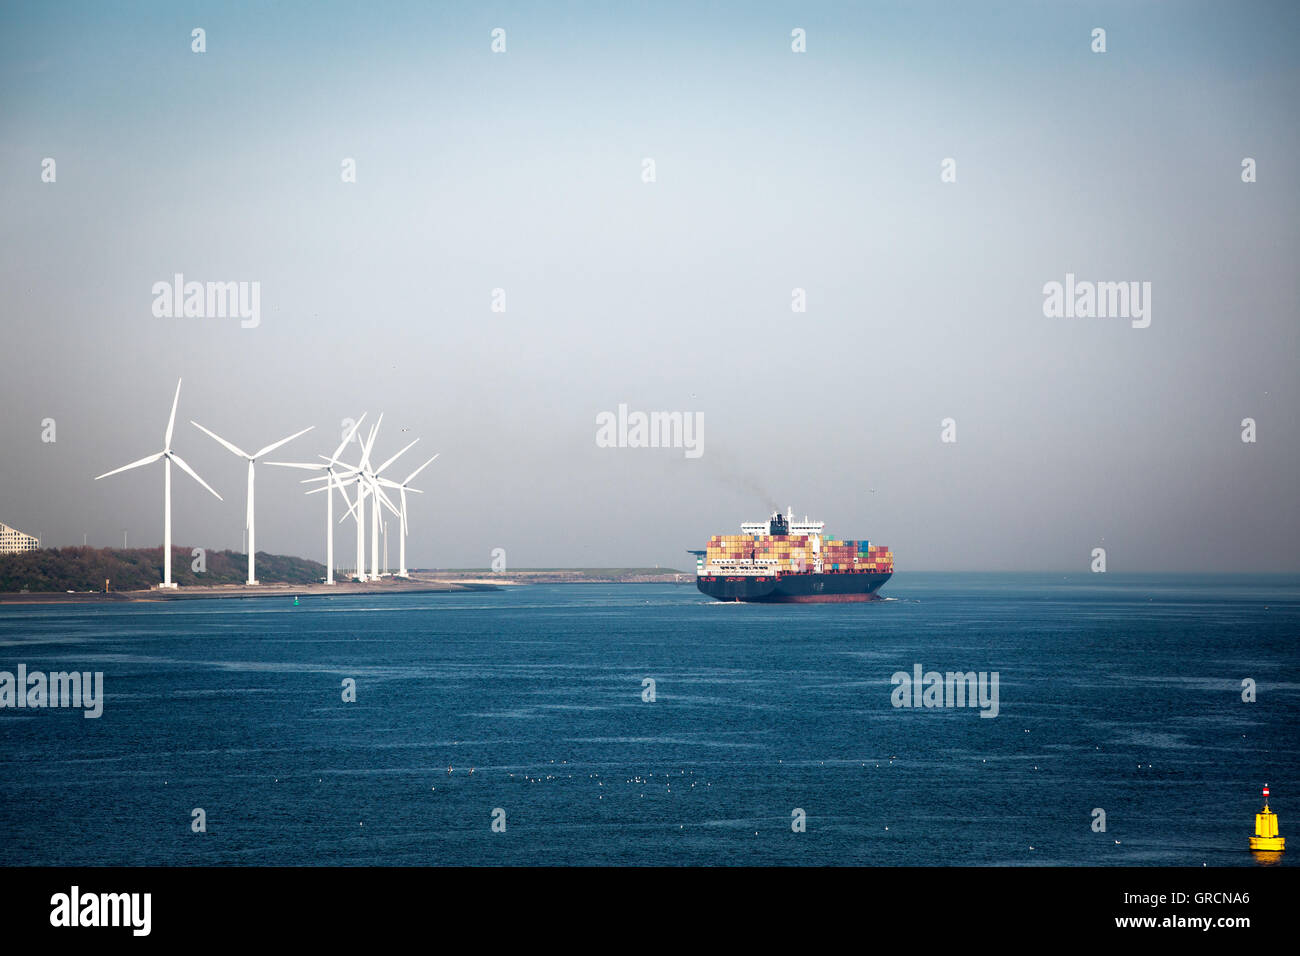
696;571;891;602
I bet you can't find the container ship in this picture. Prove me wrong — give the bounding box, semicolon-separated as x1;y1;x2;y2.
690;508;893;603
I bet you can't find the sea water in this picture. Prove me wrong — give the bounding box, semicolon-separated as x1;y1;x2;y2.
0;574;1296;866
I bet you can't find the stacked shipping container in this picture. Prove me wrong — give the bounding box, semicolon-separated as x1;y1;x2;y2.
819;539;894;573
705;534;893;575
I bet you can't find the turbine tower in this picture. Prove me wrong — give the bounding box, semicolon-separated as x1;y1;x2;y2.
366;437;415;578
312;466;369;581
356;420;384;580
352;475;369;581
94;378;222;589
330;474;397;581
378;454;438;578
328;419;381;581
334;415;406;579
191;420;314;585
268;414;365;585
306;414;404;581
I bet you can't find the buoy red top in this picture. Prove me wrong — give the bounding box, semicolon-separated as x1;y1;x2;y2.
1264;785;1271;798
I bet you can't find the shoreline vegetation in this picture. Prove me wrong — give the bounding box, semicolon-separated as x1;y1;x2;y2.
0;547;688;603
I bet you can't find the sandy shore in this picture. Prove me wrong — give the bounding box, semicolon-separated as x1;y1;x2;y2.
0;569;692;605
0;577;502;605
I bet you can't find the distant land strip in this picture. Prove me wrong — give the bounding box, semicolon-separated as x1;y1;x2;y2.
0;548;689;602
426;568;689;584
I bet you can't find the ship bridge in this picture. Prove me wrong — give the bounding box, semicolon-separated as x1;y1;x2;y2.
741;507;824;538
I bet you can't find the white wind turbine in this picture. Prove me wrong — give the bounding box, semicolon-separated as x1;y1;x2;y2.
94;378;222;589
190;420;314;585
346;470;370;581
305;465;368;581
377;453;438;578
316;417;381;582
350;419;385;580
308;416;406;580
365;434;418;578
267;415;365;585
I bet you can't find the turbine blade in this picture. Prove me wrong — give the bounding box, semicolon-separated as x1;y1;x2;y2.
332;472;352;503
94;451;163;481
192;421;249;459
267;461;326;471
253;425;314;460
400;488;409;536
404;453;439;485
168;452;223;500
361;414;383;468
331;413;366;460
372;482;401;518
375;439;418;476
164;378;182;449
359;426;376;469
333;484;362;522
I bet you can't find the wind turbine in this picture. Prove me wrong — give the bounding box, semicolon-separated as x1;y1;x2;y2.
191;420;314;585
312;418;377;581
361;422;385;579
267;414;365;585
348;470;369;581
348;419;383;581
306;466;367;580
351;419;384;580
378;454;438;578
94;378;222;589
366;433;417;578
309;416;405;580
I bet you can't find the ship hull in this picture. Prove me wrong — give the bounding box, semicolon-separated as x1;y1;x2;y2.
696;571;891;603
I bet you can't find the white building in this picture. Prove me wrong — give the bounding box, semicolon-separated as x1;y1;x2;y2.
0;522;39;554
741;507;825;538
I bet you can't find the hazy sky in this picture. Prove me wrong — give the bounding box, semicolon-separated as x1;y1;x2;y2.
2;1;1297;572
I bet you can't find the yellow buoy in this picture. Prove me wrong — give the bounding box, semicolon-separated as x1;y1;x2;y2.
1249;784;1285;852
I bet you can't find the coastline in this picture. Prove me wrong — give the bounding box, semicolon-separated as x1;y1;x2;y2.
0;577;495;605
0;568;692;604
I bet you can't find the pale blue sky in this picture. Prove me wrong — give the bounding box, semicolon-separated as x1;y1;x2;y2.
2;1;1297;571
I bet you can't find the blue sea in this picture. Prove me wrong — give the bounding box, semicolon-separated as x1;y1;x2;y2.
1;574;1296;866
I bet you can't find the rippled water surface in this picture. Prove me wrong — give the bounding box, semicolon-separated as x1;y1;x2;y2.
1;574;1296;865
